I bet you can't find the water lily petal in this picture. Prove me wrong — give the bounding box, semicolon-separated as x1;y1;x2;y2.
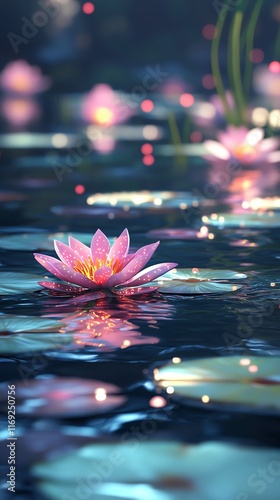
204;140;230;160
54;240;81;268
218;127;248;147
106;241;160;287
112;285;158;296
54;290;106;305
94;266;113;285
267;151;280;163
34;253;97;288
108;228;130;263
90;229;111;261
259;137;280;154
246;127;264;146
122;262;178;287
68;236;92;260
38;282;88;293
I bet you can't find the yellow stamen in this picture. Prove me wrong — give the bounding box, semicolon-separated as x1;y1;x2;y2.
72;256;124;281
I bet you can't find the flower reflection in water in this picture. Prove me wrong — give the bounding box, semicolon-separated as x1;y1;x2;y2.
207;162;280;205
60;309;159;351
0;60;51;95
204;127;279;166
2;97;40;127
46;296;175;351
81;84;132;126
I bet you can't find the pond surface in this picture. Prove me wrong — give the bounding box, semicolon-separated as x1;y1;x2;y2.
0;144;280;500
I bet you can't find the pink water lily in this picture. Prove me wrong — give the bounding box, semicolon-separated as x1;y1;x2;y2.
0;60;51;95
204;126;280;165
34;228;177;296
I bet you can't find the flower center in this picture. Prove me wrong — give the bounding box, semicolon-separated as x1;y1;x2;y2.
73;256;124;282
233;144;257;162
93;107;114;125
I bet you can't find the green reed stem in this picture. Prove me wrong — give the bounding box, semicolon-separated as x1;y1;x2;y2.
244;0;263;100
230;10;246;124
227;17;238;125
167;112;186;167
211;3;234;124
274;24;280;60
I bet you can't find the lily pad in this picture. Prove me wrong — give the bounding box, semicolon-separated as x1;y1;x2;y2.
32;440;280;500
0;315;64;333
0;378;127;417
146;228;210;240
0;233;115;251
153;355;280;414
202;212;280;228
155;268;246;295
86;190;206;209
0;333;73;354
0;272;42;295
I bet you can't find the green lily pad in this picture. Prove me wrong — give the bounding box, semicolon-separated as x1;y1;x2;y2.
153;355;280;414
0;272;42;295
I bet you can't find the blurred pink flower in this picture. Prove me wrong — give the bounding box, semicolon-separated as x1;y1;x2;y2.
2;97;40;126
204;126;280;165
253;63;280;97
34;228;177;295
0;60;51;95
211;91;235;119
81;84;132;126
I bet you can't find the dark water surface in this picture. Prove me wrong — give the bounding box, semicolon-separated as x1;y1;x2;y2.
0;148;280;499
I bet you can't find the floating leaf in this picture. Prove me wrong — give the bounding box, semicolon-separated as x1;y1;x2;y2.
33;440;280;500
0;333;73;354
202;212;280;228
153;356;280;414
0;378;127;417
0;233;116;251
0;315;64;333
155;268;246;295
0;272;42;295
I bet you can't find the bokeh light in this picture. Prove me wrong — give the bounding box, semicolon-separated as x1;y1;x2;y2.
141;99;154;112
142;155;155;166
82;2;95;14
269;61;280;73
190;131;202;142
249;48;264;63
75;184;85;195
141;143;153;155
202;24;217;40
202;74;215;89
179;93;194;108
